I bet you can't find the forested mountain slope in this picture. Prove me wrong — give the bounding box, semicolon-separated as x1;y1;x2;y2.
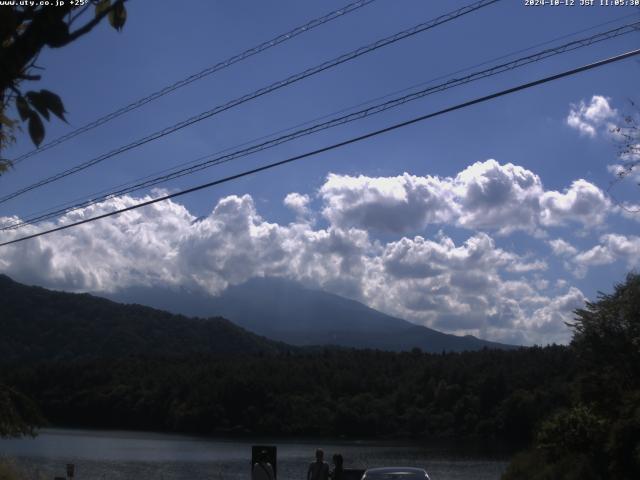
0;275;285;362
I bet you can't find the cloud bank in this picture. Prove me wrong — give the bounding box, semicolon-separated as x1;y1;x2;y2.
320;160;611;235
2;159;635;345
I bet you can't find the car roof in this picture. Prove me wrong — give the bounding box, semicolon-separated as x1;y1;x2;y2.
363;467;428;478
365;468;426;474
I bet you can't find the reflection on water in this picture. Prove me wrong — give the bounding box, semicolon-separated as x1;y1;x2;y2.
0;429;509;480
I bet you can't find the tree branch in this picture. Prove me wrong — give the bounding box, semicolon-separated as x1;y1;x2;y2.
63;0;126;46
68;3;93;27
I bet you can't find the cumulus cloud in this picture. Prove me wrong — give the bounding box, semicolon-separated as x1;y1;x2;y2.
381;232;518;280
540;179;611;228
319;172;455;233
283;192;311;218
0;194;195;292
555;233;640;278
524;287;586;342
453;160;543;234
574;234;640;268
0;190;585;345
548;238;578;257
319;160;612;235
507;259;548;273
566;95;617;137
567;95;640;186
374;233;556;342
615;203;640;223
608;161;640;186
607;163;627;177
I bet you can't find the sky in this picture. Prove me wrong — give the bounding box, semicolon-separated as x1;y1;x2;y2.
1;0;639;345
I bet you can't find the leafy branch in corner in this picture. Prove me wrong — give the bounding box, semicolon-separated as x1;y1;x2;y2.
0;0;128;174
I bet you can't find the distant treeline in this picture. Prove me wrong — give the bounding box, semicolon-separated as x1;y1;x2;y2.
2;346;572;444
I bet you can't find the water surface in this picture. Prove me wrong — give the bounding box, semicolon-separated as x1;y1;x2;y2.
0;429;509;480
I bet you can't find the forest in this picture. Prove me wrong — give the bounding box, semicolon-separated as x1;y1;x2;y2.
1;346;572;442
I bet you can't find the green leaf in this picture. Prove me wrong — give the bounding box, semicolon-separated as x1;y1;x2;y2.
28;111;45;147
38;90;67;122
108;2;127;31
95;0;111;17
16;96;31;122
25;91;50;121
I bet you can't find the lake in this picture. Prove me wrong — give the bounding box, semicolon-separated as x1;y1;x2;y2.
0;429;509;480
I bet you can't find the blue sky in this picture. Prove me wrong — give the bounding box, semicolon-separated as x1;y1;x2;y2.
1;0;639;344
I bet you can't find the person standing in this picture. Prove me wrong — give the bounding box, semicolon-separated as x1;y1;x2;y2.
308;448;330;480
331;453;344;480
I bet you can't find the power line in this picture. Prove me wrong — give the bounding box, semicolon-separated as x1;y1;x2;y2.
0;0;500;206
2;47;638;248
0;22;640;231
11;11;636;231
10;0;377;165
11;10;635;232
3;20;638;231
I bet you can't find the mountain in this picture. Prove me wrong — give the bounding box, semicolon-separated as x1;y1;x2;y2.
108;277;515;352
0;275;286;363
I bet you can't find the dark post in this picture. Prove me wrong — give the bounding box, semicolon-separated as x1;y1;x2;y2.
251;445;277;479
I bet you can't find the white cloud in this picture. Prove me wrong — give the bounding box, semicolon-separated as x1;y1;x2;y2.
381;232;517;280
283;192;311;218
574;244;616;268
539;179;611;228
574;234;640;268
524;287;587;343
566;95;640;187
608;162;640;186
607;163;627;177
616;203;640;223
620;143;640;162
319;172;455;233
507;259;548;273
319;160;612;235
454;160;544;234
548;238;578;257
566;95;617;137
557;233;640;278
0;190;585;345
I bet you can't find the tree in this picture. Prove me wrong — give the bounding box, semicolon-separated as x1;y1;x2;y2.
0;383;45;438
569;272;640;389
0;0;128;173
536;405;606;462
610;100;640;188
504;273;640;479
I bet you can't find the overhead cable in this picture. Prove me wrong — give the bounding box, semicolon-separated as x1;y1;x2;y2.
10;0;377;165
2;46;638;247
3;20;638;231
0;0;500;205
